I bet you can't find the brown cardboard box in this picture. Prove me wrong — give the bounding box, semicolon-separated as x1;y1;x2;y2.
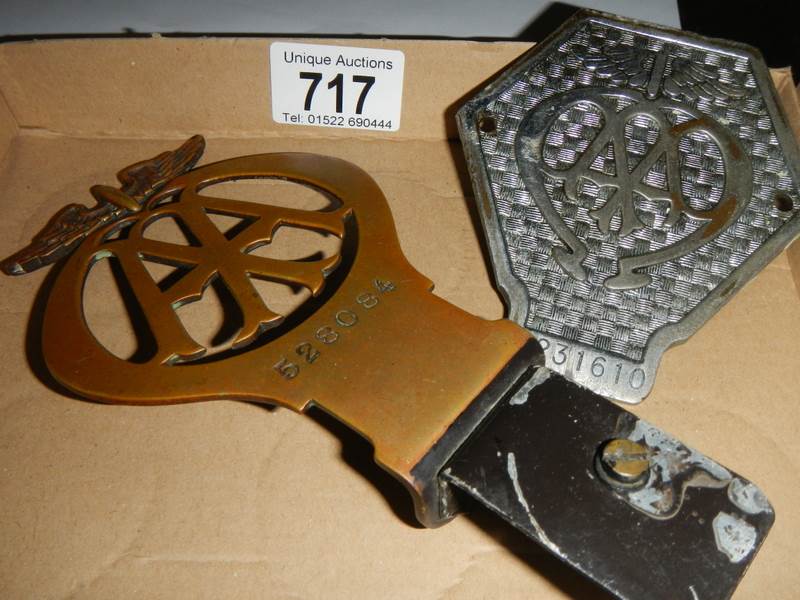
0;37;798;599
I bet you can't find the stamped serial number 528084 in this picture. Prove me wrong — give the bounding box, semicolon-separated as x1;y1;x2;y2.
272;278;396;380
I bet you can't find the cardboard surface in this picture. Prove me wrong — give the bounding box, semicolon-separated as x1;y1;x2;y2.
0;37;529;141
0;37;799;599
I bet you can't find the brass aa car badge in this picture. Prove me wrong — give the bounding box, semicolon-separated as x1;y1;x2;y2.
459;11;800;402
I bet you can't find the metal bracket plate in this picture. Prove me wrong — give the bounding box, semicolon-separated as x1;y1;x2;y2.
458;11;800;402
444;369;774;600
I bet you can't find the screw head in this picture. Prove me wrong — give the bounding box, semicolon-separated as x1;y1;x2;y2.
597;439;650;487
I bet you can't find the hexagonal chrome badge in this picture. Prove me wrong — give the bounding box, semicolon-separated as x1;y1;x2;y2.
458;11;800;403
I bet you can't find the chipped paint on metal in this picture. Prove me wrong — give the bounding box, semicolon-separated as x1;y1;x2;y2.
619;419;734;518
728;478;773;515
509;366;551;406
506;452;563;557
629;420;732;483
713;512;758;563
626;479;674;516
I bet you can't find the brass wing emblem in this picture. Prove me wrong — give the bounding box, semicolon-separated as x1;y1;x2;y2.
1;135;205;275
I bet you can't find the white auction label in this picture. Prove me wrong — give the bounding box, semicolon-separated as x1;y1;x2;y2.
270;42;405;132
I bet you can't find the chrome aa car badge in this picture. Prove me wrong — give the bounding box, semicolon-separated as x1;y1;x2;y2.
459;11;800;402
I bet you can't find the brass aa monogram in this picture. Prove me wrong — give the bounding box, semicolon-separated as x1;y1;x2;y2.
0;137;353;366
516;49;753;290
100;183;350;364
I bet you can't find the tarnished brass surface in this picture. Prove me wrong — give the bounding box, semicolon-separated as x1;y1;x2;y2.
9;138;533;517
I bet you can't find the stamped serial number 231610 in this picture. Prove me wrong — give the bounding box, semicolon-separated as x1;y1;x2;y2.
538;337;647;391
